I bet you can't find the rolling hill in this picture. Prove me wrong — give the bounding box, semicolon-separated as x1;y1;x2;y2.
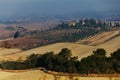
77;30;120;46
1;30;119;61
0;28;120;80
4;43;95;61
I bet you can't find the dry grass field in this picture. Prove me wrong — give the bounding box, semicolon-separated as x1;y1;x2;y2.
0;48;21;61
77;30;120;46
4;43;96;61
0;70;119;80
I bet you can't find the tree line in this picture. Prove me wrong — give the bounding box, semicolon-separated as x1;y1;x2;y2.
54;19;120;30
0;48;120;74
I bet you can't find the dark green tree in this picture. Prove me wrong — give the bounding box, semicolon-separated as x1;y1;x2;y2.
14;31;19;39
37;52;54;70
110;49;120;73
58;48;72;60
111;49;120;60
24;54;40;68
93;48;106;57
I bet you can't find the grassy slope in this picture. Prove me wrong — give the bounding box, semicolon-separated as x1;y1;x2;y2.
0;70;119;80
77;30;120;46
3;30;120;61
0;70;53;80
0;48;21;55
98;36;120;55
5;43;95;60
0;48;21;61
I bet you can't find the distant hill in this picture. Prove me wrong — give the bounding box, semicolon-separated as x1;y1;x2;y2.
0;37;51;50
105;16;120;21
31;19;119;43
0;19;60;39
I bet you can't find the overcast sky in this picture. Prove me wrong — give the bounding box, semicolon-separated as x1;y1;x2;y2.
0;0;120;19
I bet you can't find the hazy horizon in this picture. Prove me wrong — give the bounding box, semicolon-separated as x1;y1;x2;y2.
0;0;120;20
